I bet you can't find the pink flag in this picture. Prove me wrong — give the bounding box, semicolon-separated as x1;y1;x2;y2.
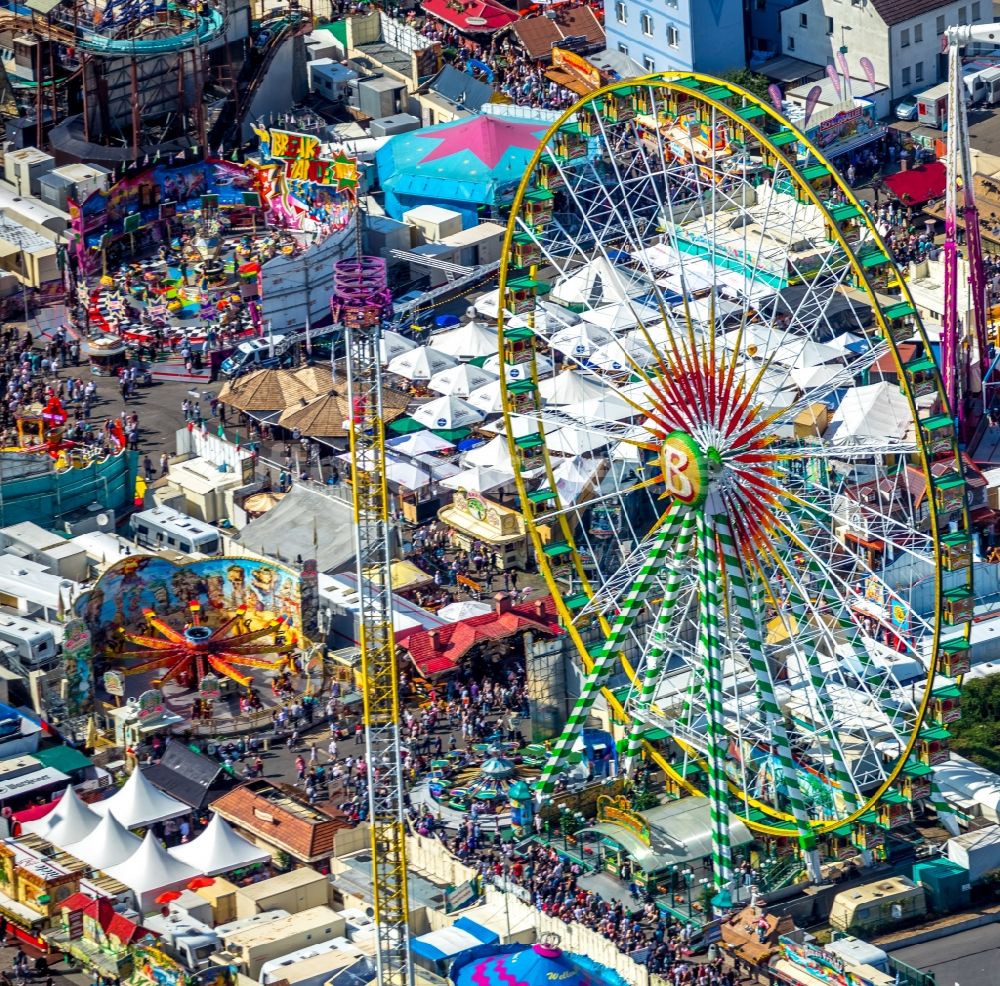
825;64;843;99
859;57;877;89
836;50;852;95
804;85;823;127
768;83;783;112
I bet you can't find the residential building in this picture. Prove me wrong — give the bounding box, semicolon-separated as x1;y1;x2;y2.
602;0;745;76
779;0;991;104
748;0;799;59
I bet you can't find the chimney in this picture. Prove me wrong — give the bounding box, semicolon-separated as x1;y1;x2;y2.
534;600;546;620
495;591;512;615
428;630;440;650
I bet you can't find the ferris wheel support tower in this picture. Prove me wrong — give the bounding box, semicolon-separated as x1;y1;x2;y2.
942;21;998;428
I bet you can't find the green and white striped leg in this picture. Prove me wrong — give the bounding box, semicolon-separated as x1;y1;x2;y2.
718;519;822;883
779;564;860;816
535;506;684;798
698;506;732;891
929;774;960;836
624;510;698;770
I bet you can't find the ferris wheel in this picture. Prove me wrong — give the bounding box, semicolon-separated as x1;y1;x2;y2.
493;75;974;890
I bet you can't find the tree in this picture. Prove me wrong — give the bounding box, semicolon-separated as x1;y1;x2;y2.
721;69;772;105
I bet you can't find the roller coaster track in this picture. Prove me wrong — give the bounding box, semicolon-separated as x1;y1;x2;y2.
208;14;303;149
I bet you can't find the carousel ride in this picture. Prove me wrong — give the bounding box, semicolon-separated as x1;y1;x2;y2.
117;601;293;694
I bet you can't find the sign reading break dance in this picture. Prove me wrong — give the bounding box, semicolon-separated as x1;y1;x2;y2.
255;127;360;193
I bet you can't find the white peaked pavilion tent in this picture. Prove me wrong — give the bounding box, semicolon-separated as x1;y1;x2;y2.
63;810;142;869
105;831;200;912
412;395;485;430
21;784;100;843
537;371;607;405
169;812;270;875
93;766;189;829
428;321;499;360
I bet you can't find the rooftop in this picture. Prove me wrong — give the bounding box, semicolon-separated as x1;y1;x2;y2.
211;779;351;862
511;6;604;60
397;595;561;677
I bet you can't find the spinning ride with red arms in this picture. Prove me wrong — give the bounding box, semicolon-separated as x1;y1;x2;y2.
117;602;291;689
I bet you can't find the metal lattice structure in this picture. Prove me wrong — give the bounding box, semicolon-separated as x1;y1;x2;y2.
341;257;412;986
492;74;973;890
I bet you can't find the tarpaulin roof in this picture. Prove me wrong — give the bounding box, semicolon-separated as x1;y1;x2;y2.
377;116;548;210
883;161;946;206
411;917;499;961
236;484;357;573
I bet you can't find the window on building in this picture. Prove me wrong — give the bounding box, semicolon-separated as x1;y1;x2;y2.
787;35;795;51
973;1;981;19
826;16;833;34
937;15;945;34
643;55;656;71
900;28;910;47
959;6;967;23
666;0;678;7
799;12;808;27
914;23;923;43
641;11;653;36
915;61;924;81
614;0;626;23
668;24;680;47
902;66;911;85
618;42;629;54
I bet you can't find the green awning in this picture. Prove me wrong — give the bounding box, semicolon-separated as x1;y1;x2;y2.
387;416;424;435
35;746;93;773
431;427;471;442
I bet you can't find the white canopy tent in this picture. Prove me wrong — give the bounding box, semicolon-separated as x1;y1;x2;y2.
770;337;848;368
553;455;602;505
378;330;418;364
672;296;742;325
105;831;200;913
169;812;271;876
507;301;580;332
412;395;486;430
387;432;456;457
546;426;613;456
428;321;499;360
386;346;459;381
828;382;915;443
547;323;615;358
561;392;639;423
463;435;514;470
579;302;664;332
440;466;513;493
466;381;504;414
629;242;679;271
589;337;655;371
63;810;142;869
92;767;189;829
550;258;651;308
21;785;100;844
436;600;493;621
481;354;554;380
537;371;607;405
427;363;499;398
791;363;852;391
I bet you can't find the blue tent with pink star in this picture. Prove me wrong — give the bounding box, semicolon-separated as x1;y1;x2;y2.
450;941;630;986
375;115;550;226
